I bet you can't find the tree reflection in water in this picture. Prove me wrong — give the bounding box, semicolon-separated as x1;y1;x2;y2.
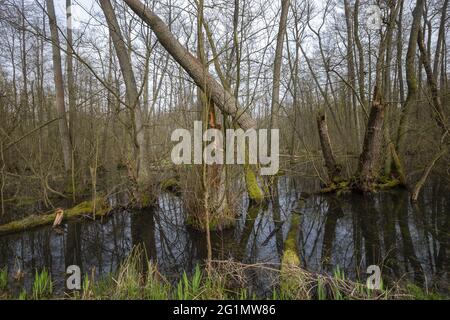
0;177;448;295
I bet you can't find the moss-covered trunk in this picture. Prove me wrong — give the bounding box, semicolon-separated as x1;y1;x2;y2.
356;93;385;192
0;197;111;236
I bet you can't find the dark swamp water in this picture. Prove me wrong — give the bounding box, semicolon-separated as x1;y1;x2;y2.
0;176;449;296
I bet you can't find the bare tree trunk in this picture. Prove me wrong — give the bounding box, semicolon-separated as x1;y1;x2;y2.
46;0;73;173
317;112;342;184
433;0;448;81
417;27;448;134
20;0;29;125
197;0;213;255
66;0;77;199
357;1;400;192
269;0;289;197
232;0;241;100
99;0;151;207
124;0;256;131
270;0;289;132
357;87;385;192
353;0;366;111
66;0;76;149
382;0;397;177
396;0;405;107
344;0;359;144
396;0;424;151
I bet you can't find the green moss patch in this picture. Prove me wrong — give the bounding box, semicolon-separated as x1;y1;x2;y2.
0;197;111;236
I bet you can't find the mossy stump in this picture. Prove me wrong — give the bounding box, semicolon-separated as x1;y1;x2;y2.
160;177;180;194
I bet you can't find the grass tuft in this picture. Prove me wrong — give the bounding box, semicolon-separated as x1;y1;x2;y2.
32;268;53;300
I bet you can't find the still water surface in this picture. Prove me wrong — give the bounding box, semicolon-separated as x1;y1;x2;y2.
0;177;448;296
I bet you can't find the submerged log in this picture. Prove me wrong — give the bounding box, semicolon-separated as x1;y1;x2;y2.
281;213;301;267
281;196;305;270
0;198;111;237
318;177;401;194
280;208;302;295
319;181;350;194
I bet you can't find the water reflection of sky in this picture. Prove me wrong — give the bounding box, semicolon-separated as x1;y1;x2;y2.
0;177;448;296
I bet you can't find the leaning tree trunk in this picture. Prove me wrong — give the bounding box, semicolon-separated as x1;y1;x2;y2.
99;0;151;207
123;0;256;131
433;0;448;81
417;27;448;134
124;0;264;205
46;0;73;174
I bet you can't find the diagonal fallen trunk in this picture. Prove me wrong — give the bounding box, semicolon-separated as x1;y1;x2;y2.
125;0;264;207
123;0;256;131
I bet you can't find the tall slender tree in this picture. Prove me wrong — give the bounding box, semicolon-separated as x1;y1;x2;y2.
99;0;150;206
46;0;73;174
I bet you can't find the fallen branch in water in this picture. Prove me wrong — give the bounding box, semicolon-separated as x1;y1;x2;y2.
318;177;403;194
411;148;447;202
0;197;111;236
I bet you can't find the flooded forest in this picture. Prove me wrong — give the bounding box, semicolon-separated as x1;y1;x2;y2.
0;0;449;300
